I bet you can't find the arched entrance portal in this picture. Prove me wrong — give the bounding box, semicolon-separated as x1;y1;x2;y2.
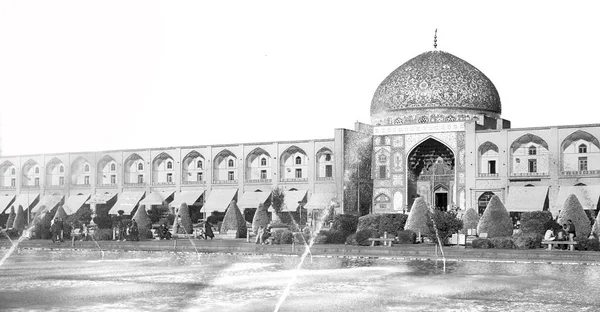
407;138;455;210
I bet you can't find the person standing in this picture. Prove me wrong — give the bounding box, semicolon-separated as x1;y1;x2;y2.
567;219;576;240
204;220;214;240
255;226;264;244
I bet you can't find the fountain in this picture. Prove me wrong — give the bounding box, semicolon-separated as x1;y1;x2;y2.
428;205;446;272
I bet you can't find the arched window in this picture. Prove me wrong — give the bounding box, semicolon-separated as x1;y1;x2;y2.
528;146;537;155
579;144;587;153
167;161;173;169
197;160;203;169
59;165;64;173
111;163;116;171
261;157;267;166
295;156;302;165
10;168;15;175
138;163;143;171
84;164;90;172
34;166;40;174
228;159;234;167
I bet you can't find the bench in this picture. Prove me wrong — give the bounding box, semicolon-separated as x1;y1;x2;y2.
542;240;577;251
368;237;395;247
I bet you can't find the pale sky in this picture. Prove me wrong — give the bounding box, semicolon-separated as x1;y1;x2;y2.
1;1;599;156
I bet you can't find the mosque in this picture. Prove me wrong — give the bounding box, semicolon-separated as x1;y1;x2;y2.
0;37;599;224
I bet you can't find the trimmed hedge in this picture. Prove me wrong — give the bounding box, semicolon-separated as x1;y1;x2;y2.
461;208;479;234
396;230;417;244
426;210;463;246
513;233;543;249
379;214;408;236
355;229;379;246
332;214;358;236
272;229;294;244
520;211;554;236
490;237;515;249
315;230;346;244
251;203;269;233
558;194;592;239
13;205;26;231
93;228;114;241
345;233;357;245
133;205;152;239
53;206;68;221
592;213;600;238
220;200;247;238
176;203;194;235
5;207;15;229
472;238;493;249
357;214;380;232
477;195;513;238
404;198;430;236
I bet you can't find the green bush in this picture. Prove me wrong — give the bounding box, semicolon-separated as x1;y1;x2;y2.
461;208;479;234
587;238;600;251
426;210;463;245
472;238;493;248
558;194;592;239
490;237;515;249
133;206;152;239
5;207;16;229
520;211;554;236
332;214;358;237
293;232;311;245
145;230;154;239
313;234;328;244
93;228;113;241
477;195;513;238
53;206;68;221
251;203;269;233
176;203;194;235
355;229;379;246
220;200;247;238
513;233;543;249
316;230;346;244
5;228;20;239
379;214;408;236
357;214;381;232
396;230;416;244
405;198;431;236
575;237;590;251
345;233;357;245
272;229;294;244
13;205;26;231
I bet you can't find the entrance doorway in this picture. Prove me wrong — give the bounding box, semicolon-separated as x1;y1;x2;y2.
435;192;448;211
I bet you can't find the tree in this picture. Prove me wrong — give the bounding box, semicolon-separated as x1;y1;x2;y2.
252;203;269;233
177;203;194;235
5;206;15;229
220;200;247;238
13;205;26;232
558;194;592;238
271;187;285;224
461;208;479;234
404;197;430;236
426;210;463;245
477;195;513;238
133;205;152;239
591;212;600;238
53;205;68;221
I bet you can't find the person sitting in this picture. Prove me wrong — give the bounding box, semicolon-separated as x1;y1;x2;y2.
158;223;171;240
261;225;272;245
567;219;576;241
544;228;555;241
556;224;568;250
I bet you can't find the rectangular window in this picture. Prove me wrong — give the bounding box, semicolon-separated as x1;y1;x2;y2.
379;165;386;179
579;157;588;171
488;160;496;174
325;165;333;177
197;172;203;181
137;174;143;183
167;173;173;183
11;178;15;187
84;176;90;185
528;159;537;173
35;177;40;186
228;171;235;181
260;170;267;180
295;168;302;178
59;177;65;185
111;175;117;184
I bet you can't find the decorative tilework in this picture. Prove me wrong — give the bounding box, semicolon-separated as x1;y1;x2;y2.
392;173;404;186
371;51;501;115
392;135;404;148
392;151;403;171
458;172;465;184
375;180;392;187
405;132;457;154
459;148;465;169
374;188;392;198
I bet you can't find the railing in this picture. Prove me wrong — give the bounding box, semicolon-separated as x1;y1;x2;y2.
124;182;146;187
0;185;16;189
280;178;308;182
97;183;117;187
21;185;40;189
478;173;499;177
316;177;334;181
182;180;206;185
71;183;91;187
562;170;600;176
152;181;174;185
509;172;549;177
245;179;272;183
213;180;238;184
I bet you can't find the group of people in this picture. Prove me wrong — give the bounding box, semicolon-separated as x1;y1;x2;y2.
544;219;577;250
255;225;272;245
50;218;65;243
113;219;140;241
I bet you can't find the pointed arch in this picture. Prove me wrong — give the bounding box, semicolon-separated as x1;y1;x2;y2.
152;152;174;184
213;149;237;182
182;150;206;184
124;153;145;184
97;155;117;185
478;141;499;155
280;146;308;181
46;157;65;186
561;130;600;151
71;156;91;185
316;147;334;179
0;161;16;188
510;134;549;153
245;147;271;182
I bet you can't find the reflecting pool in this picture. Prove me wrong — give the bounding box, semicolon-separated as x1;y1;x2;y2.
1;249;600;311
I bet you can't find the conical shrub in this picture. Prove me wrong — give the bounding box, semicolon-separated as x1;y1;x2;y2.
13;205;26;231
133;205;152;239
591;212;600;238
220;200;247;238
558;194;591;238
177;203;194;234
252;203;269;233
461;208;480;234
477;195;513;238
53;206;67;221
404;197;430;236
5;206;16;229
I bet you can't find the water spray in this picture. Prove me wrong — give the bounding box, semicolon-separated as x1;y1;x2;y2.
428;205;446;272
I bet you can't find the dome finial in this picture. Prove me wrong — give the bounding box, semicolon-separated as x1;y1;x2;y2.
433;29;438;49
